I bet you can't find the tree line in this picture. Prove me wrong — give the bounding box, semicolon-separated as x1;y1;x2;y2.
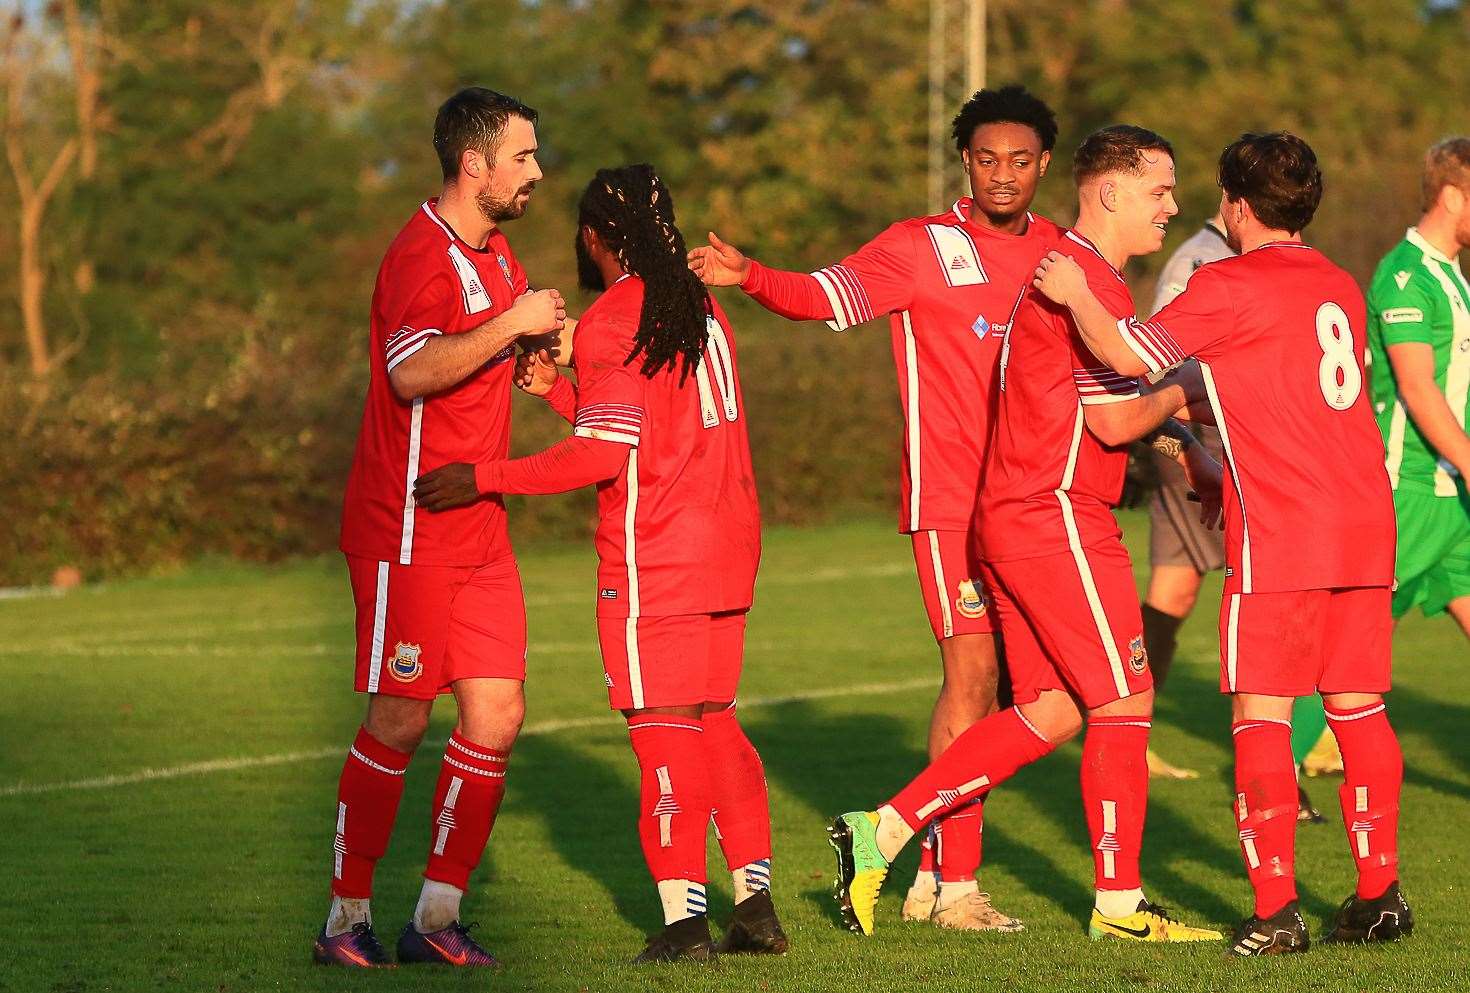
2;0;1466;583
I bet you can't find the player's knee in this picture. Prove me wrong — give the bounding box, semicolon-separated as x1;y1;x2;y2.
1020;691;1083;743
455;679;526;748
364;701;431;753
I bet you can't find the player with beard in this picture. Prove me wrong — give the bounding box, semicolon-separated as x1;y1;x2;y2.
415;165;778;964
1036;131;1408;954
318;87;566;968
689;85;1063;933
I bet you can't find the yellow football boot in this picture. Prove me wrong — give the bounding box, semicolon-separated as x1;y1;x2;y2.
827;811;890;936
1090;900;1223;942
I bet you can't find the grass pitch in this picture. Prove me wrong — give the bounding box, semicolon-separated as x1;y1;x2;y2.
3;515;1467;992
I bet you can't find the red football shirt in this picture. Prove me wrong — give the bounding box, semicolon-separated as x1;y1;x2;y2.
811;199;1063;533
1120;241;1395;593
978;230;1142;561
340;200;528;567
574;276;761;618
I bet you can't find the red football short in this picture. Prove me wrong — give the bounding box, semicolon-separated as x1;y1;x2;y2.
346;553;528;700
981;539;1153;710
1220;586;1392;696
910;529;997;643
597;610;747;711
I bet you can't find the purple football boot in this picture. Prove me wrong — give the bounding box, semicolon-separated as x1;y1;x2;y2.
397;921;500;967
312;921;393;967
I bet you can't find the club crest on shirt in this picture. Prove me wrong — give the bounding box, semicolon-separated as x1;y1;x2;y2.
497;253;514;288
1127;635;1147;676
955;579;987;619
389;642;423;682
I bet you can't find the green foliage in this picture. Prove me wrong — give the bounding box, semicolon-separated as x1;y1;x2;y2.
3;0;1468;582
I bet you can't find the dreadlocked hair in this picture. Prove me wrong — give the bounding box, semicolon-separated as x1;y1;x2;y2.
578;164;712;380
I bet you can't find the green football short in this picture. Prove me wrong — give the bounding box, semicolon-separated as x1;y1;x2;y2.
1392;482;1470;619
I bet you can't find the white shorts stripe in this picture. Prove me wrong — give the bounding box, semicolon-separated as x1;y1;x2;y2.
927;531;954;639
366;561;389;694
1225;592;1241;692
623;450;644;709
1054;408;1128;699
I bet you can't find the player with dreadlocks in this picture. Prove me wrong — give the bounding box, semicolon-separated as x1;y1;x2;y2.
414;164;782;964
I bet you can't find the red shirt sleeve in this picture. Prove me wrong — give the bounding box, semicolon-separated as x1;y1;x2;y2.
383;269;457;373
474;434;628;495
541;374;577;423
570;311;645;446
1072;273;1141;404
1120;264;1233;374
740;222;917;332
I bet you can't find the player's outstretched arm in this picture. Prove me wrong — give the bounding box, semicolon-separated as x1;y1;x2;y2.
1034;252;1149;376
688;231;752;287
689;231;841;324
413;435;629;511
389;289;567;400
1388;341;1470;479
515;347;576;423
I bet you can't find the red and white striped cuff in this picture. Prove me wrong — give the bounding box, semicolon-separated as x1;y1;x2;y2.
442;734;508;780
573;402;643;446
810;264;874;331
384;326;443;372
1117;316;1187;375
1073;365;1141;405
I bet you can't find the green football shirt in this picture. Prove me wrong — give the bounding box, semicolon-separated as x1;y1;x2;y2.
1367;227;1470;496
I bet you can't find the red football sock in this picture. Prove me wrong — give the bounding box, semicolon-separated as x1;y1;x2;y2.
1325;701;1402;899
917;828;937;875
1082;716;1150;892
703;705;772;872
627;714;711;883
935;798;984;882
1232;719;1298;918
332;726;412;898
888;708;1055;830
423;731;509;891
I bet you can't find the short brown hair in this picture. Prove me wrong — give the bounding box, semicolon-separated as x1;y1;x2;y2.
1218;132;1322;233
433;87;539;181
1072;125;1174;185
1422;137;1470;211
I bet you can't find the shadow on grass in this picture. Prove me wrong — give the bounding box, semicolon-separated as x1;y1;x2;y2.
748;700;1094;926
506;731;661;936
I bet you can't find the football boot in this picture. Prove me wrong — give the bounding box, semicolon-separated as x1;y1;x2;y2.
1227;901;1310;956
396;921;499;967
715;891;790;955
1324;882;1413;944
1090;899;1223;943
312;921;392;967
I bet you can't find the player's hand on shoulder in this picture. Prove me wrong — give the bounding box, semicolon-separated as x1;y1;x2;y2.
514;347;559;396
510;288;567;336
687;231;750;287
413;462;481;512
1033;250;1086;305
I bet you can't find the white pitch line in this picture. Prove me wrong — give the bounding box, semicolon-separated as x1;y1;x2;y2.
0;676;938;798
